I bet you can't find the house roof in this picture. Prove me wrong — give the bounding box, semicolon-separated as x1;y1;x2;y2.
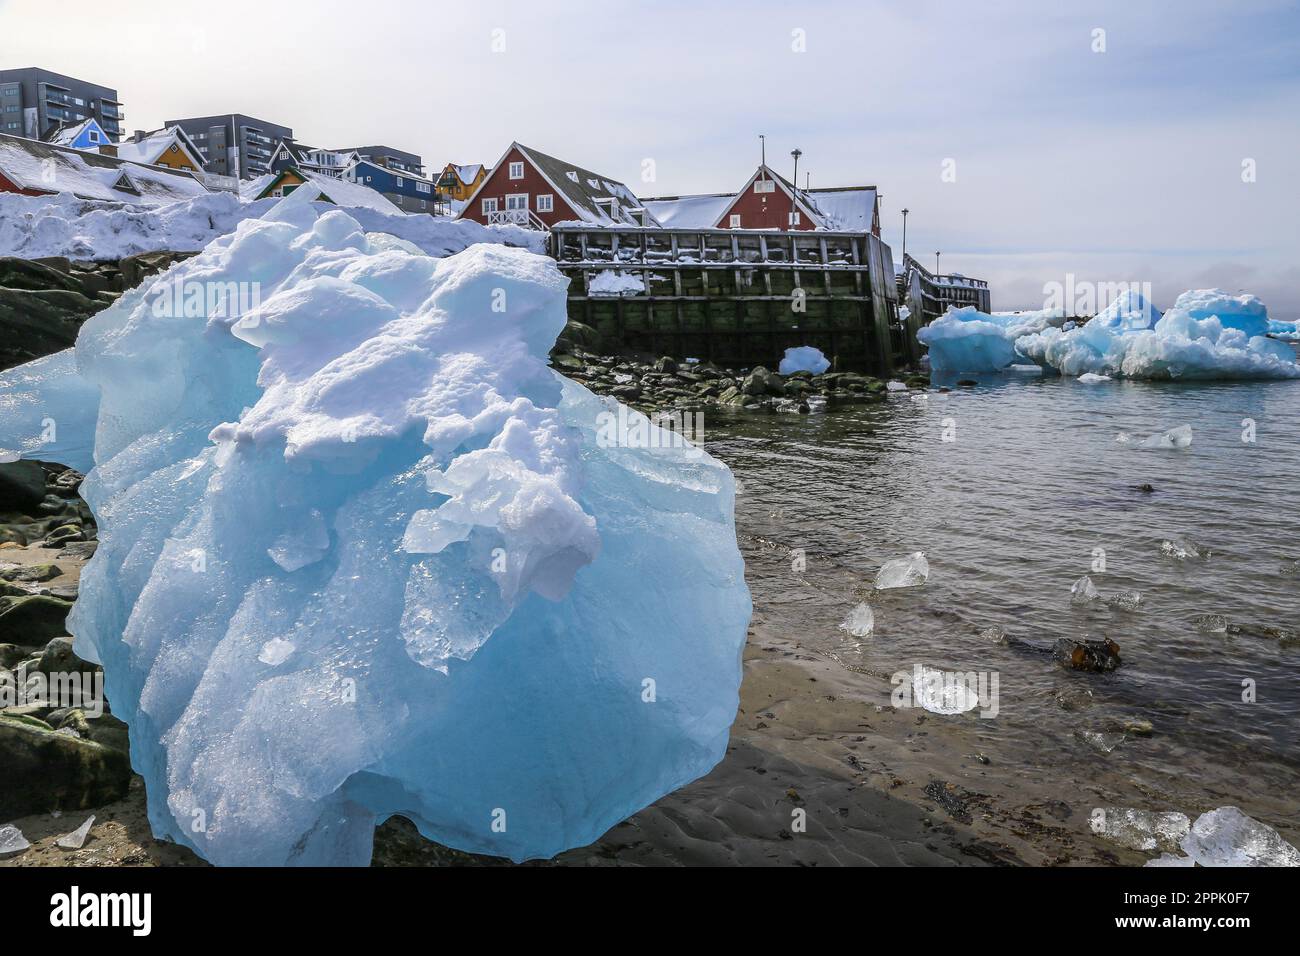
114;127;204;168
445;162;484;184
44;118;106;147
643;166;879;232
0;132;210;206
463;142;654;226
253;165;404;215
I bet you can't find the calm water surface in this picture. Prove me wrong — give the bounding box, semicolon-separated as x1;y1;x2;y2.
708;367;1300;833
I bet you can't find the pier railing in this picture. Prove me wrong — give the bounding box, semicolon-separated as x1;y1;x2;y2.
549;226;902;374
898;253;992;334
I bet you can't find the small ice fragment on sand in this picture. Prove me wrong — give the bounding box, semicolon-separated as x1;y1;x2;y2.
1140;424;1193;449
1091;808;1190;852
1180;807;1300;866
912;666;980;715
875;552;929;589
1070;574;1101;606
839;603;875;638
257;637;295;666
1077;372;1112;383
1145;852;1195;867
886;380;908;392
0;824;30;856
56;815;95;850
1193;614;1227;634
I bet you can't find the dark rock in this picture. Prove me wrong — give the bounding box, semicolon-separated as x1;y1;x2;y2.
1054;637;1122;672
653;356;677;374
0;643;25;667
37;636;100;676
0;257;84;293
0;563;61;583
0;460;49;513
0;287;98;370
611;385;642;400
957;379;978;388
0;595;74;644
0;716;132;818
42;524;85;547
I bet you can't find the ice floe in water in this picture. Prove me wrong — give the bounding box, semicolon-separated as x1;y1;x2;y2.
778;345;831;375
0;199;751;866
915;305;1060;373
839;602;875;638
875;552;929;589
911;665;980;715
1180;807;1300;866
1119;424;1193;449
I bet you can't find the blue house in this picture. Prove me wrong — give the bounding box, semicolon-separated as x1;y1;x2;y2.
44;117;112;151
343;159;443;215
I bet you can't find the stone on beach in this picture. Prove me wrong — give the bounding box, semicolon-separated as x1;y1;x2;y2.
1090;807;1190;853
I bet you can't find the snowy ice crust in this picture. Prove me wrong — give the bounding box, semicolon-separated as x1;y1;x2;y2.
0;199;750;865
916;290;1299;380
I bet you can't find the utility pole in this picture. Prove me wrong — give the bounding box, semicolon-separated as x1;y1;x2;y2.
790;148;802;231
935;251;942;275
901;208;909;260
759;134;765;168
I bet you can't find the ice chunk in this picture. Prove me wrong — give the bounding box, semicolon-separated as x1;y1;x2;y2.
1105;590;1141;611
0;349;101;473
56;815;95;850
1145;852;1195;867
0;824;29;856
778;346;830;376
1193;614;1228;634
1016;288;1298;381
916;305;1062;373
912;665;980;715
1077;372;1112;383
1180;807;1300;866
5;200;752;867
1162;537;1208;560
839;602;875;638
1091;808;1190;852
1141;424;1193;449
886;380;908;392
875;552;929;589
1070;574;1101;606
587;270;645;295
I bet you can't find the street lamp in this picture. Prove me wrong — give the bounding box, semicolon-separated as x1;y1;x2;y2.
901;208;909;260
935;251;941;275
790;148;802;230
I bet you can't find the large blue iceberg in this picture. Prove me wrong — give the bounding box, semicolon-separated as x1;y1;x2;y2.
0;197;751;865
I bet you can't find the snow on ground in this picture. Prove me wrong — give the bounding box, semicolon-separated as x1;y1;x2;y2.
0;188;544;261
0;195;748;866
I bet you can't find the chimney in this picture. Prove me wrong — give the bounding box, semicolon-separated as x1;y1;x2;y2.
100;144;118;158
133;130;147;143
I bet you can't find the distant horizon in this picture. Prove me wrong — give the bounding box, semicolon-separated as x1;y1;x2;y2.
3;0;1298;316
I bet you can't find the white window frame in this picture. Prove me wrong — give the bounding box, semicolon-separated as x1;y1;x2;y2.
395;175;404;187
754;179;775;194
481;197;499;214
505;193;529;210
788;211;801;226
536;193;554;213
729;214;741;228
508;161;524;179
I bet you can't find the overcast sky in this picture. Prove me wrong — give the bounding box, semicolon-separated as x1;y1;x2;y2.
5;0;1298;313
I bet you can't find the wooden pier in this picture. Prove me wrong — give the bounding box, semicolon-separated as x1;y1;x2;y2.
549;226;904;374
898;253;992;332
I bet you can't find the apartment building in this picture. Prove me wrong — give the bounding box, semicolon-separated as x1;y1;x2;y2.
0;67;124;143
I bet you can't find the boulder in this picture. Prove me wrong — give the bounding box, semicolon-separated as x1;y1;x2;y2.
0;460;49;513
0;716;131;818
0;595;74;645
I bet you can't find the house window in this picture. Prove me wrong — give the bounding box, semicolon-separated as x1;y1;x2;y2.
396;176;404;187
396;195;403;204
536;194;553;212
482;197;499;214
788;211;801;226
754;179;775;194
506;194;528;210
729;214;741;228
416;181;430;194
508;161;524;179
88;131;100;143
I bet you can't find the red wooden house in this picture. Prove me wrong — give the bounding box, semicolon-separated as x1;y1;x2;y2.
643;164;880;235
456;142;656;230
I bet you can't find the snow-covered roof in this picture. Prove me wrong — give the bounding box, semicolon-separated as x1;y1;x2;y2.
451;163;483;183
805;186;878;232
44;118;101;147
0;133;211;207
254;165;404;215
642;193;734;229
511;142;655;226
114;127;203;168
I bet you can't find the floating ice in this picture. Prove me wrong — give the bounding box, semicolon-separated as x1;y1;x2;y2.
1141;424;1193;449
778;346;831;376
0;200;751;866
1070;574;1101;606
1017;289;1299;381
839;602;875;638
1077;372;1112;383
56;815;95;850
915;305;1061;373
1091;808;1190;852
0;824;29;856
1193;614;1228;634
886;380;908;392
875;552;929;589
1180;807;1300;866
911;665;980;715
1162;537;1208;560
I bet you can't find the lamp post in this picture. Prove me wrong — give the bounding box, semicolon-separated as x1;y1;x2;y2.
790;148;802;230
901;208;909;260
935;251;941;275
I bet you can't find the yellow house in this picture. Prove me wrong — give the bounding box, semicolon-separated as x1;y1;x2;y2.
115;127;205;173
437;162;488;201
